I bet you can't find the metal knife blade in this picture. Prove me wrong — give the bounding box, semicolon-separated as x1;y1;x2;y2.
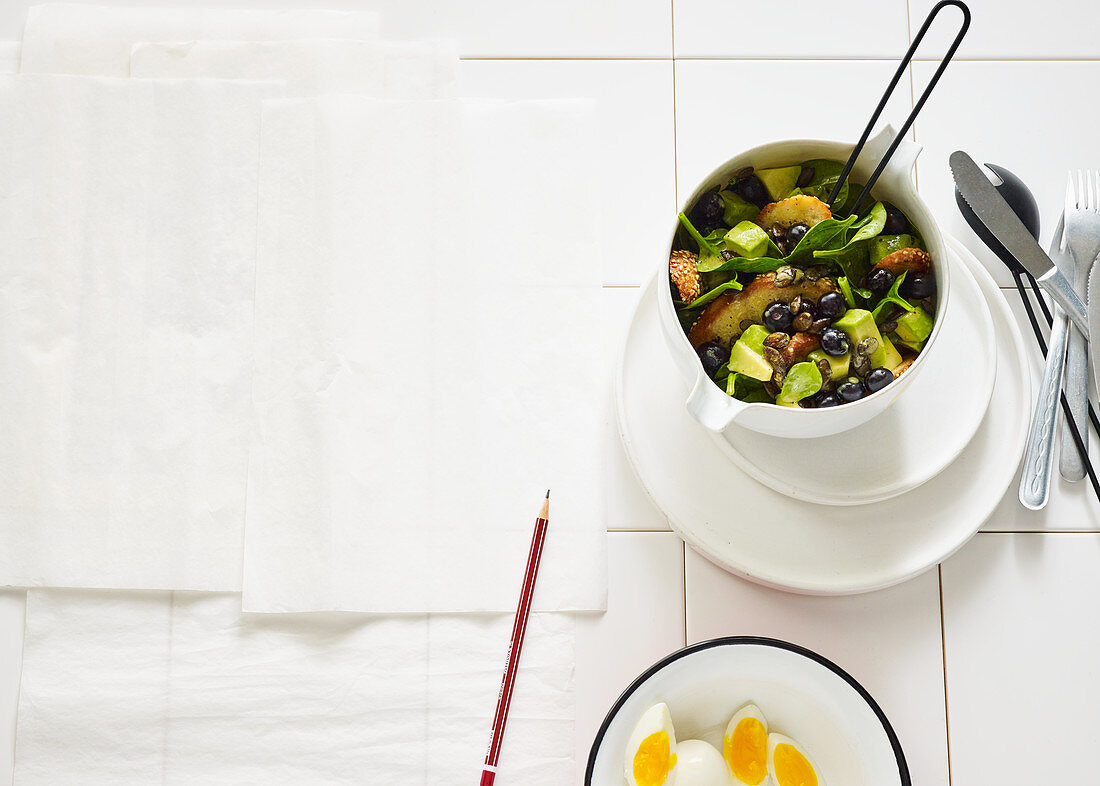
950;151;1090;336
1089;264;1100;399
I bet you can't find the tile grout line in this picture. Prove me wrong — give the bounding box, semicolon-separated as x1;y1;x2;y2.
680;540;688;647
938;565;954;785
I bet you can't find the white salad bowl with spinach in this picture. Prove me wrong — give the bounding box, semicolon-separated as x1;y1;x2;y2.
658;126;950;439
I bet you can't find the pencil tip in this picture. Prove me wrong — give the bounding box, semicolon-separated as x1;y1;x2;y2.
546;489;550;498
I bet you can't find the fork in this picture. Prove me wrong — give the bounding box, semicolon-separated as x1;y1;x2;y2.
1061;171;1100;480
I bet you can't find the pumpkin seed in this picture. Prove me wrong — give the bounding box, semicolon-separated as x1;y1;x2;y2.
763;332;790;349
809;318;830;335
793;312;813;332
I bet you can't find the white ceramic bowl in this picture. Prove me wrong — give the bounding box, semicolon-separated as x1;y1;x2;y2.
659;126;950;439
585;637;910;785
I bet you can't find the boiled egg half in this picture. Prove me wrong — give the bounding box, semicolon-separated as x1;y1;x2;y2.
675;739;732;786
723;703;770;785
767;733;825;786
624;702;678;786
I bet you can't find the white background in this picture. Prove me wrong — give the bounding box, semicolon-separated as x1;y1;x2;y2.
3;1;1100;784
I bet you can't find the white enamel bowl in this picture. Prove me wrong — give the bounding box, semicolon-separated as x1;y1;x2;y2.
586;637;909;785
660;126;950;439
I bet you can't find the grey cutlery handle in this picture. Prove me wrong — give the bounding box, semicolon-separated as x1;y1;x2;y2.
1060;322;1088;481
1039;267;1090;336
1021;309;1071;510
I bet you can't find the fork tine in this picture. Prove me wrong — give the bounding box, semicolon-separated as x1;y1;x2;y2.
1093;170;1100;212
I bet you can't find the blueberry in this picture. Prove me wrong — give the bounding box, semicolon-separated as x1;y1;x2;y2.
866;267;895;296
836;379;866;403
883;205;909;234
763;301;794;332
820;327;850;357
691;190;724;233
865;367;894;393
815;291;846;322
786;223;809;247
815;392;839;408
901;272;936;299
733;175;770;208
696;341;730;378
796;166;815;188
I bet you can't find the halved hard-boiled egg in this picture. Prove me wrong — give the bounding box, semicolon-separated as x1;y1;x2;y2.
767;733;825;786
624;702;679;786
675;739;732;786
723;703;770;785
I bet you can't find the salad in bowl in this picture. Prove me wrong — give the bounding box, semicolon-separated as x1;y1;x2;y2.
670;159;938;410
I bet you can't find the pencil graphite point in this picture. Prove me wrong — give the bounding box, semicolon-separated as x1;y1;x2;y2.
545;489;550;498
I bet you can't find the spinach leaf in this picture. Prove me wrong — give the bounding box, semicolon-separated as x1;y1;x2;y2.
785;215;858;262
698;255;789;274
813;202;887;260
827;243;871;286
677;212;723;269
687;279;743;309
799;158;848;208
726;372;769;402
870;271;915;323
838;276;872;309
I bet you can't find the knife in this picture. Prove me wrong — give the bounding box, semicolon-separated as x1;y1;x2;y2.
1090;264;1100;399
951;151;1090;337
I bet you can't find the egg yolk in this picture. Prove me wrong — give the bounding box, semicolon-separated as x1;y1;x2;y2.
723;717;768;784
772;742;818;786
633;730;676;786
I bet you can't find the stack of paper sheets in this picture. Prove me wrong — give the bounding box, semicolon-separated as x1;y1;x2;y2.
0;4;609;782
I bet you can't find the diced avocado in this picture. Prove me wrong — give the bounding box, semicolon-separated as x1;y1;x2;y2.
880;334;904;372
808;348;850;382
870;234;914;267
895;307;935;345
723;221;769;259
776;361;823;408
834;308;888;368
756;166;802;202
889;331;925;354
719;190;759;226
728;324;773;382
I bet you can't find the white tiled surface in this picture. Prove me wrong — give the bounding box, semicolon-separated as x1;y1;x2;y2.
1;3;1099;786
574;533;684;772
685;551;950;786
912;60;1100;287
941;533;1100;785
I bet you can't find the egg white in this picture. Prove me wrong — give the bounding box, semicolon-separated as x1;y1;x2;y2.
675;739;733;786
723;703;771;786
624;702;678;786
766;733;825;786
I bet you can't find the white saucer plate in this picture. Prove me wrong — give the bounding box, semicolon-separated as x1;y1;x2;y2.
713;245;995;505
616;236;1029;595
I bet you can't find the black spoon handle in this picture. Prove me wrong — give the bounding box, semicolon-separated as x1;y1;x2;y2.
827;0;971;215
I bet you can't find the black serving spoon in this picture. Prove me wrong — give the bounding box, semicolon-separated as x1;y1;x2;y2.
955;163;1100;500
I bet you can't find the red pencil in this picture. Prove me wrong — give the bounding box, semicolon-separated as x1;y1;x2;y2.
480;490;551;786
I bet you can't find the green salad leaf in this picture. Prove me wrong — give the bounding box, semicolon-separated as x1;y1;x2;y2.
726;371;770;402
687;279;743;308
870;270;915;323
813;202;887;260
719;190;759;226
798;159;849;209
838;275;872;308
677;212;724;270
784;215;859;263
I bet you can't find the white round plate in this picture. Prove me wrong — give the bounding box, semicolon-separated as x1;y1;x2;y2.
615;236;1029;595
714;246;995;505
586;637;909;785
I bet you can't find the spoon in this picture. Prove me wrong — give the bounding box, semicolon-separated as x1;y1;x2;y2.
954;162;1041;265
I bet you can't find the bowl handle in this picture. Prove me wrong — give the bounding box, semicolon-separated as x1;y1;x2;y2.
684;372;739;433
860;124;922;191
